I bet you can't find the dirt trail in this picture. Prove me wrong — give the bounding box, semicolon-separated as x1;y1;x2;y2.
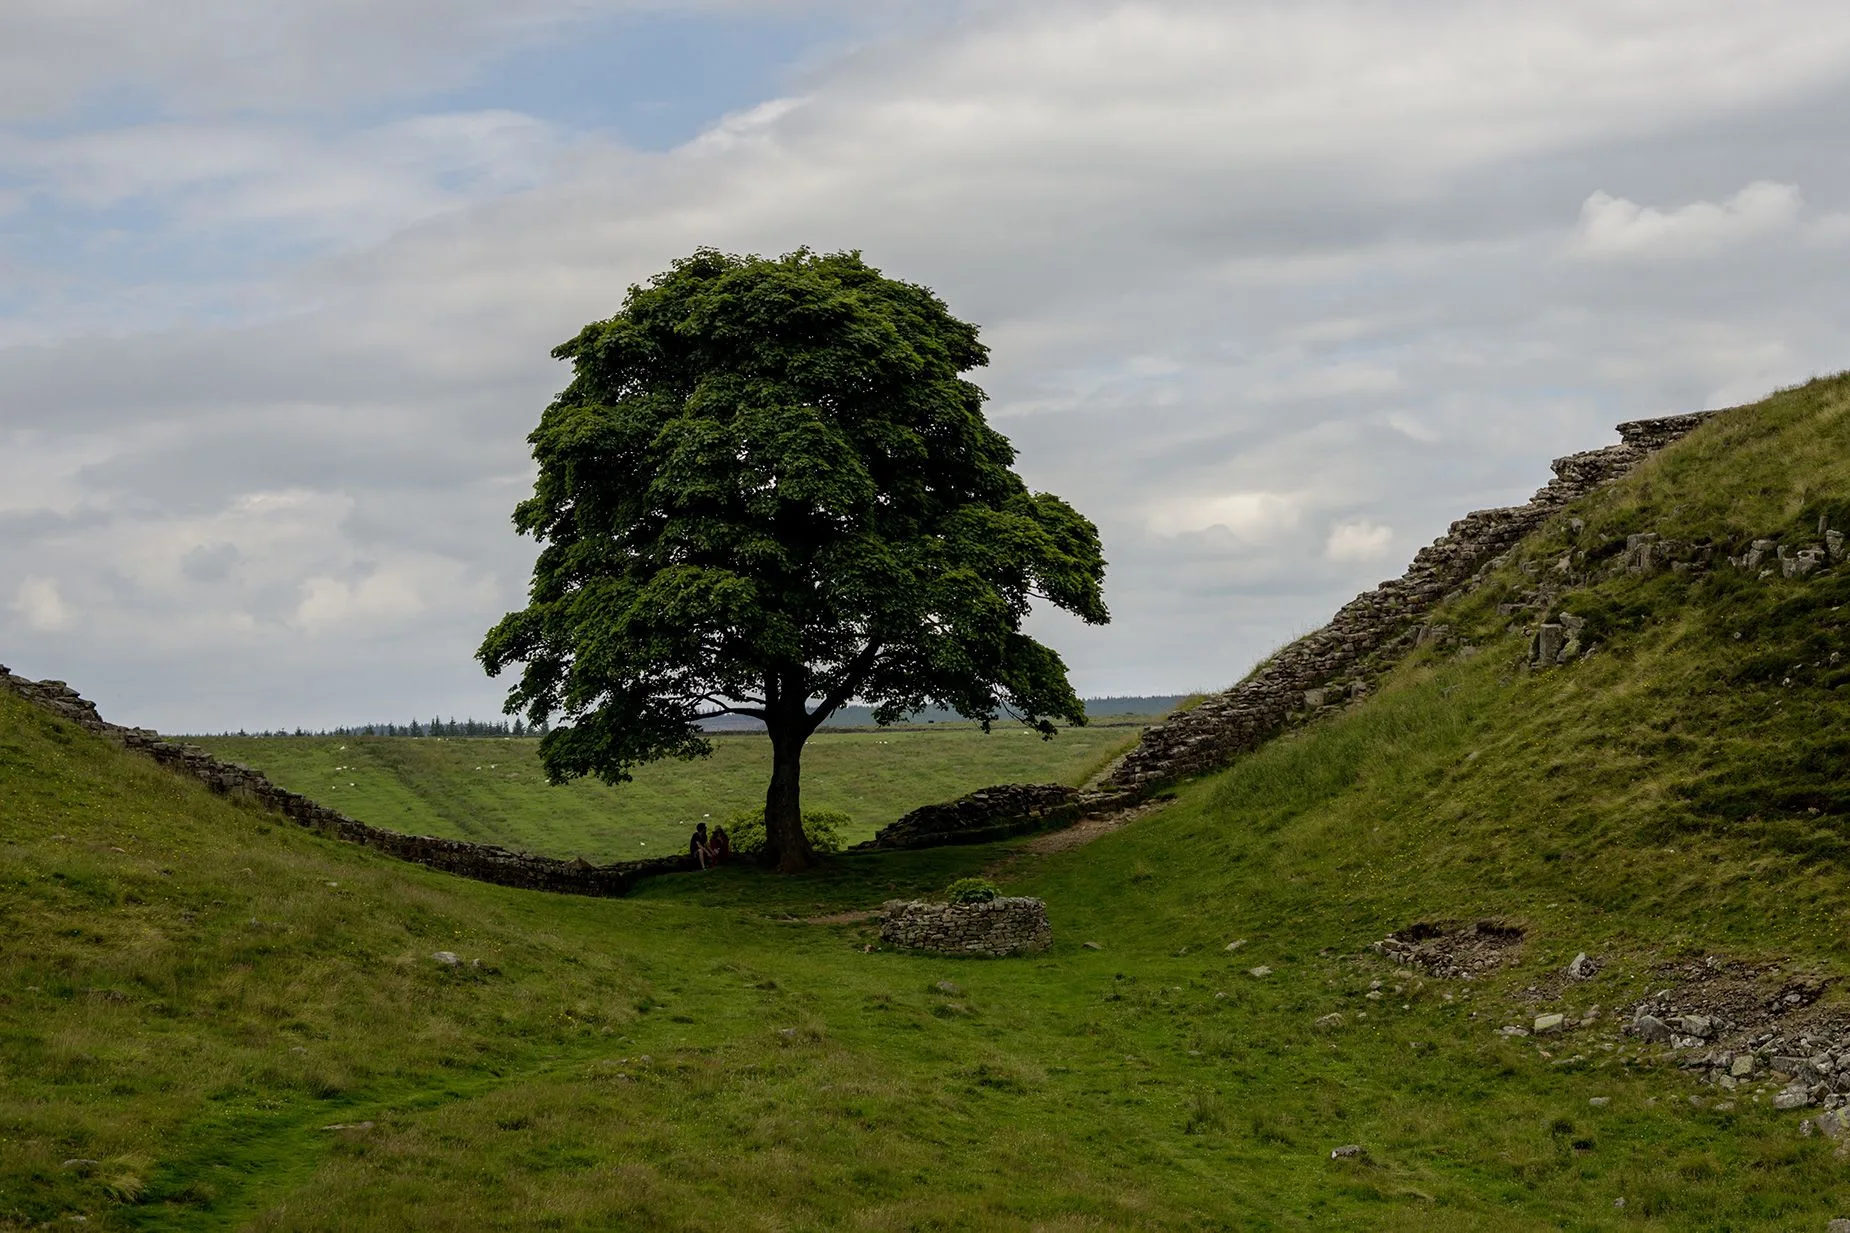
982;797;1173;877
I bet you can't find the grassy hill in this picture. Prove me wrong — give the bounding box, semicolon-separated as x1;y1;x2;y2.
3;375;1849;1229
189;720;1149;859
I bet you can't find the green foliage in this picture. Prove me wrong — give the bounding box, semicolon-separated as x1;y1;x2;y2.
477;247;1108;867
722;805;848;856
943;876;1001;903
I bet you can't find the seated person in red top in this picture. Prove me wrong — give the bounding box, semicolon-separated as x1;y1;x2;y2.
709;826;732;863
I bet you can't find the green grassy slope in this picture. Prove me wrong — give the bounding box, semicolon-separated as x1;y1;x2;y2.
4;376;1849;1230
190;722;1145;859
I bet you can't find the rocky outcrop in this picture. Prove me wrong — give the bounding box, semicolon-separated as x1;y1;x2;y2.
879;897;1053;956
1092;411;1721;799
0;667;685;897
1519;514;1847;669
858;783;1081;850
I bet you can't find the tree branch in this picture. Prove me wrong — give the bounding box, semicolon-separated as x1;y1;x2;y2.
693;702;768;721
802;640;884;736
702;691;764;708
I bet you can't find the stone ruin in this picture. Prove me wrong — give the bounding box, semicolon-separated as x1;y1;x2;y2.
878;896;1053;957
1516;519;1845;671
1373;919;1526;981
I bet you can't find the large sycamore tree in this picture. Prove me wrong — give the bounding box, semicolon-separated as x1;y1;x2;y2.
479;248;1108;872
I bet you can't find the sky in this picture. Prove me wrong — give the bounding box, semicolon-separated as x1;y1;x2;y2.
4;0;1850;733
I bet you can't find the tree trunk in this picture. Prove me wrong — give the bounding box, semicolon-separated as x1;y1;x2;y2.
763;718;816;874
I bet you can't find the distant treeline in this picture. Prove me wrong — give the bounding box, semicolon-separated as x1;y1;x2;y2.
190;717;548;739
187;696;1192;740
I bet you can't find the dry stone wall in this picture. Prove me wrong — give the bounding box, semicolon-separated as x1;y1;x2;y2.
1092;411;1719;800
851;411;1722;845
879;896;1053;956
0;667;686;897
859;783;1080;850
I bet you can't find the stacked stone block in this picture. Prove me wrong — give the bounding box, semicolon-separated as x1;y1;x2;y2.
860;783;1080;850
878;896;1053;956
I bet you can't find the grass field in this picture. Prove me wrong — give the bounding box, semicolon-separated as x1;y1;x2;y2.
191;721;1149;860
4;375;1850;1229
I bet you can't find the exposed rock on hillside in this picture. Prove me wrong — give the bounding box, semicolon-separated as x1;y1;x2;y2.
1373;920;1526;981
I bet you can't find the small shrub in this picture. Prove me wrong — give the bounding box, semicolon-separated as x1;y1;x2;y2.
724;807;847;856
1182;1089;1228;1135
944;877;1000;904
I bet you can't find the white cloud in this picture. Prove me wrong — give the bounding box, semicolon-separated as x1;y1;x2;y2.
1572;180;1803;259
8;1;1850;725
685;95;813;155
1248;363;1402;402
1324;520;1395;563
11;577;70;631
295;558;495;636
1385;413;1442;443
7;485;499;644
1146;491;1303;540
0;433;118;514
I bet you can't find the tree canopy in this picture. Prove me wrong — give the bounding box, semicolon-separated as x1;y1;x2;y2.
478;248;1108;870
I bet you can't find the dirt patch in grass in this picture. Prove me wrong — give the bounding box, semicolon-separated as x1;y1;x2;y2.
1021;798;1174;855
1630;955;1833;1039
1372;919;1526;980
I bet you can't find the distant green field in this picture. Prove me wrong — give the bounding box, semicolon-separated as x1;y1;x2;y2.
193;722;1148;861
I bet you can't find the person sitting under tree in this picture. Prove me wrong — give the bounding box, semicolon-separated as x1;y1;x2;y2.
709;826;732;864
689;822;712;869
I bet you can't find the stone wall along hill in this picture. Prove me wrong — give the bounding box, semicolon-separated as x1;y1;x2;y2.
0;667;686;897
1092;411;1719;799
858;783;1080;850
858;410;1722;847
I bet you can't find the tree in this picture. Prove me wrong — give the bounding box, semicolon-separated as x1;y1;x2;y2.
478;248;1108;872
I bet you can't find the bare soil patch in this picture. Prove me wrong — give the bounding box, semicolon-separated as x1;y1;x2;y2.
1371;919;1526;980
1018;798;1173;855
